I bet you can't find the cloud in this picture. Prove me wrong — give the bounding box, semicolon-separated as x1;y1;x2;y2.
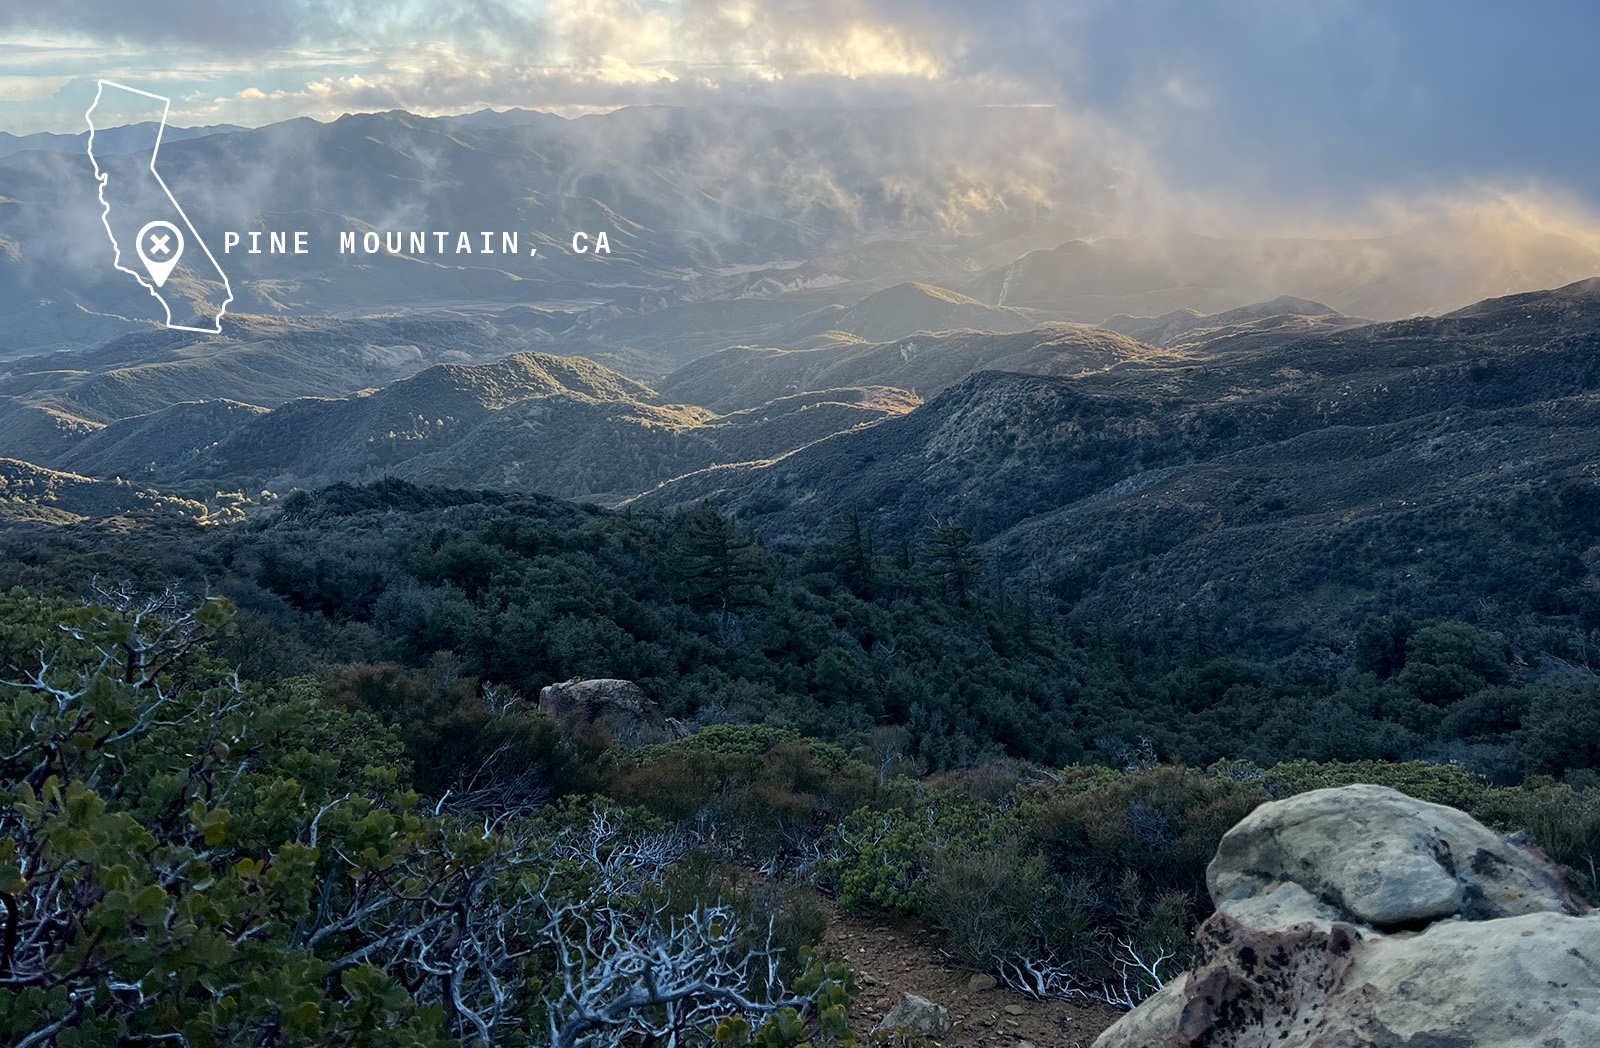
0;74;71;100
5;0;1600;290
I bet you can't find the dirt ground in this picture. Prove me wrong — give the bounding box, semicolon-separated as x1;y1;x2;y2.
822;903;1123;1048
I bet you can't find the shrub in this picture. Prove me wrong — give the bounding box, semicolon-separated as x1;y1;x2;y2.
1515;684;1600;778
638;723;853;770
925;836;1092;973
1260;758;1488;810
833;797;1025;915
1472;781;1600;894
1033;765;1267;902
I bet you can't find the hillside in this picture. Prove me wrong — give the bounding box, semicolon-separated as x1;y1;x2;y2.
54;399;270;479
657;326;1164;411
634;279;1600;639
0;457;208;523
767;282;1059;347
0;313;550;434
1;341;919;502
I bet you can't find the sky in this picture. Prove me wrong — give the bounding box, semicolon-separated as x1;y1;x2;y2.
4;1;1600;220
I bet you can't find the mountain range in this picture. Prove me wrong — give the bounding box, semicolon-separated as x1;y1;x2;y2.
7;105;1600;648
9;103;1600;368
628;279;1600;641
7;275;1600;650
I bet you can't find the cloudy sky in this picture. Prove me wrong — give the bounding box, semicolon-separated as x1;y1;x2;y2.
4;1;1599;211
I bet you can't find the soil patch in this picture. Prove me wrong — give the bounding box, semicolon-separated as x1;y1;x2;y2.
822;901;1123;1047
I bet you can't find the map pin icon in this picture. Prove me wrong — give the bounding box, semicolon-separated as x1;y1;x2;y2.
135;220;184;288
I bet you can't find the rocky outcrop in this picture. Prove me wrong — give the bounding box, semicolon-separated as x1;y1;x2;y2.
537;678;688;746
1209;784;1590;927
1094;784;1599;1048
873;992;952;1038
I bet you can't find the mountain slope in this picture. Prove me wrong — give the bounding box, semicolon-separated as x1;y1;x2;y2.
187;367;915;501
767;282;1058;347
0;313;552;438
386;386;919;500
656;326;1164;411
632;279;1600;636
55;399;269;479
5;340;920;503
0;457;209;523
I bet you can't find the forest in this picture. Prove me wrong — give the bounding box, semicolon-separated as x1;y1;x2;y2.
2;479;1598;1045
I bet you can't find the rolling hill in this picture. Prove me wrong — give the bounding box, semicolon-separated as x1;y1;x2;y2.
0;313;553;462
1;341;920;503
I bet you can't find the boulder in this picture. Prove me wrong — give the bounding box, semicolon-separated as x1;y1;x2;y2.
1094;784;1600;1048
1214;881;1341;933
873;992;952;1038
1208;784;1589;927
536;678;688;746
1098;909;1600;1048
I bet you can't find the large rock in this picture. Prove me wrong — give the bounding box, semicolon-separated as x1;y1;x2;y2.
1208;784;1589;927
536;678;688;746
1099;909;1600;1048
873;992;952;1038
1214;881;1341;933
1094;784;1600;1048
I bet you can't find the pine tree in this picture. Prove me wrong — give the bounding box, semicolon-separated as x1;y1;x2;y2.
924;521;981;602
670;505;771;608
833;509;879;594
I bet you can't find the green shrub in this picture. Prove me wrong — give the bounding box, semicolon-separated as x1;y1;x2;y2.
1515;684;1600;778
1261;758;1488;810
924;836;1092;972
1472;781;1600;894
834;797;1025;915
1034;765;1267;899
638;723;853;770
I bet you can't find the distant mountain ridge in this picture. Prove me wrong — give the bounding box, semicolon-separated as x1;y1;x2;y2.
963;231;1600;324
1100;295;1368;349
7;103;1598;365
0;121;247;159
0;105;1089;355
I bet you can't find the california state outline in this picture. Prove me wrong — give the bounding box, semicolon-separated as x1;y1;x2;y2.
86;80;232;333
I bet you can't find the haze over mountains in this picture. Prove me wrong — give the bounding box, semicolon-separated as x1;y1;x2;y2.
8;103;1600;364
6;104;1600;649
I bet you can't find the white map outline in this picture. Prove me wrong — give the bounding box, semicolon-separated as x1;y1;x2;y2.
87;80;233;333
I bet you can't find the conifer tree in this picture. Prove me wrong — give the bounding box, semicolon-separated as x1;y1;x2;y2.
670;504;772;608
924;521;982;602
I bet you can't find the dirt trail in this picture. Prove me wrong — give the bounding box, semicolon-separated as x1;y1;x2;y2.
822;904;1123;1047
